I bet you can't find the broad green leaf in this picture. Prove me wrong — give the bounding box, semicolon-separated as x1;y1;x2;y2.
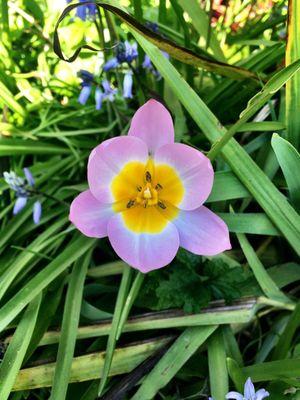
218;213;280;236
12;337;172;391
286;0;300;150
129;32;300;255
234;121;285;132
242;358;300;381
131;326;217;400
0;235;95;332
54;2;257;80
50;253;90;400
227;358;245;392
271;133;300;211
207;172;250;203
208;328;229;400
0;293;42;400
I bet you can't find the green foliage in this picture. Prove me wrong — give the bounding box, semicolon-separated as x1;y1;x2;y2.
0;0;299;399
137;251;246;313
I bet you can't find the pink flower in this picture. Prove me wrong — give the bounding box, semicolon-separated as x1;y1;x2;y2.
69;99;231;273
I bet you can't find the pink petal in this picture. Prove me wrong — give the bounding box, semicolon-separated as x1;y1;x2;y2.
154;143;214;210
128;99;174;154
174;206;231;256
107;213;179;273
88;136;148;203
69;190;113;238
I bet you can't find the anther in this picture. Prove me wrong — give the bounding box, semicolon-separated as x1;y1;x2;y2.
137;186;142;192
155;183;163;190
145;171;152;182
127;199;135;208
143;200;148;208
158;201;166;209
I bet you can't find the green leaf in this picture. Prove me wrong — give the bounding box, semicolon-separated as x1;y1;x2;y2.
271;133;300;211
242;358;300;382
0;80;26;117
218;213;280;236
131;326;217;400
12;337;172;391
130;32;300;255
50;252;91;400
207;172;250;203
227;357;245;392
98;265;133;396
286;0;300;149
272;303;300;360
235;228;290;302
54;2;257;80
0;138;69;156
0;293;42;400
207;59;300;160
0;235;95;333
208;328;229;400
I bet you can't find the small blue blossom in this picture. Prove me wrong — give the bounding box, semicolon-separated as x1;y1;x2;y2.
123;72;133;99
142;51;169;79
95;87;104;110
78;85;92;105
103;41;138;71
226;377;269;400
78;70;94;105
4;169;42;224
66;0;96;21
102;79;117;102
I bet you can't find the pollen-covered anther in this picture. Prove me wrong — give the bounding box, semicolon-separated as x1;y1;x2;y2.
143;187;152;199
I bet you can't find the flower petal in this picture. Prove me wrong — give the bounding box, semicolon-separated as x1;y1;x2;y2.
173;206;231;256
13;197;27;215
154;143;214;210
244;378;256;399
123;72;133;99
69;190;113;238
23;168;35;186
255;389;270;400
128;99;174;154
103;57;119;71
88;136;148;203
107;210;179;272
78;85;91;105
33;201;42;224
225;392;243;400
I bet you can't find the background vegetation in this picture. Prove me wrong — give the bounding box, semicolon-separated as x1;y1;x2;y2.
0;0;300;399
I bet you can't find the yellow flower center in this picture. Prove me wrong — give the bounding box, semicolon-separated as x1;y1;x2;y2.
110;159;184;233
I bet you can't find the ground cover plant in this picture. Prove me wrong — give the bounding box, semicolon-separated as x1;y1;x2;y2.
0;0;300;399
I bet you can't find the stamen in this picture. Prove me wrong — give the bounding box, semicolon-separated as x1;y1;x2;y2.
143;200;148;208
127;199;135;208
145;171;152;182
155;183;163;190
137;186;142;192
143;187;152;199
158;201;166;209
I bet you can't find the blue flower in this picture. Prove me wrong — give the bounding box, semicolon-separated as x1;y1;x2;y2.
95;87;104;110
102;79;117;102
66;0;96;21
142;51;169;79
78;70;94;105
123;72;133;99
103;41;138;71
4;168;42;224
226;378;269;400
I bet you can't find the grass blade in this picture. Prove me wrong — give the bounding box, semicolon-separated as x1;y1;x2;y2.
50;252;91;400
0;235;95;332
208;328;229;400
12;337;172;391
271;133;300;211
0;293;42;400
236;229;290;302
131;325;217;400
98;264;133;396
286;0;300;149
